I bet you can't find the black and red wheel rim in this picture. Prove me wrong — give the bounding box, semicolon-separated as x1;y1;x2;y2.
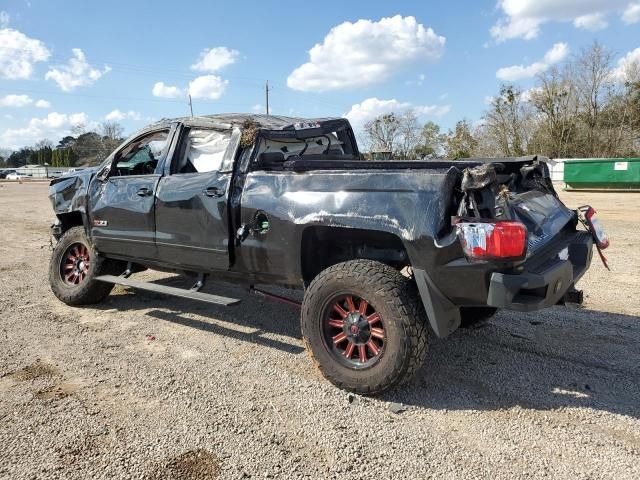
60;242;91;286
322;294;385;369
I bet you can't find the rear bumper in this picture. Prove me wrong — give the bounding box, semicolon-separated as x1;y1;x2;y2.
487;231;593;312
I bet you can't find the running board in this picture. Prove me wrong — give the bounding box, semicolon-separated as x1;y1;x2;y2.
95;275;241;306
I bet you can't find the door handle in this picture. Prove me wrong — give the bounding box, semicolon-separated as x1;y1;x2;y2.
136;187;152;197
203;186;225;197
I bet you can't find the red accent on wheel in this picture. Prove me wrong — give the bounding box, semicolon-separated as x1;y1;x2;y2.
324;294;385;368
332;332;348;344
346;296;356;313
60;242;91;286
344;342;355;359
358;344;367;363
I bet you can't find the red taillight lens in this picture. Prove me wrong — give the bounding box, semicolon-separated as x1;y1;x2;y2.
456;221;527;260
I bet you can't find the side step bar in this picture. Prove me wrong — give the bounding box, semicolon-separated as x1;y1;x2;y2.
95;275;241;306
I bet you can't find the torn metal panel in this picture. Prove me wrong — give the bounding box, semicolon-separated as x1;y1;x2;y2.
48;167;96;215
233;166;463;285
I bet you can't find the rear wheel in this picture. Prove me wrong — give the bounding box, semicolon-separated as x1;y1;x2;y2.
49;226;120;305
301;260;428;395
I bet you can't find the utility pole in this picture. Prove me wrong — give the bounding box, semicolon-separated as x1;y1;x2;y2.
188;94;194;117
265;80;270;115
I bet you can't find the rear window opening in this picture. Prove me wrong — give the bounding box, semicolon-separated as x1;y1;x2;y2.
258;133;345;161
254;121;360;169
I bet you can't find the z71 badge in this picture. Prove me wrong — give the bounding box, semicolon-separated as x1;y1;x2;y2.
93;219;108;227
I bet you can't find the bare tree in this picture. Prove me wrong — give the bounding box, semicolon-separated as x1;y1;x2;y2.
99;121;125;141
573;42;615;157
34;138;54;150
397;110;422;159
483;85;533;157
364;113;401;154
530;66;578;158
71;123;86;136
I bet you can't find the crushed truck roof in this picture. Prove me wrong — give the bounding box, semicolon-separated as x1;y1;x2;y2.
147;113;343;131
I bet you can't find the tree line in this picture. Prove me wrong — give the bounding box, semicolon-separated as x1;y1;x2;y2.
363;42;640;160
0;121;126;169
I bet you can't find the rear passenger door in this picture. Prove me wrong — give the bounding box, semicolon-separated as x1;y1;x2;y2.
154;127;238;271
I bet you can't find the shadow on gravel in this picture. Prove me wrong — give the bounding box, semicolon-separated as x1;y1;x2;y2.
93;276;640;420
95;277;304;355
385;307;640;420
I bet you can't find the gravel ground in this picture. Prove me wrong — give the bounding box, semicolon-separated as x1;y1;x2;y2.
0;181;639;479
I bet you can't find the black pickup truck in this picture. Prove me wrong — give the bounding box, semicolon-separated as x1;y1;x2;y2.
48;114;607;394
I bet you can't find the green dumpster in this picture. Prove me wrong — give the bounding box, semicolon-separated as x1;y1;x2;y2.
564;158;640;190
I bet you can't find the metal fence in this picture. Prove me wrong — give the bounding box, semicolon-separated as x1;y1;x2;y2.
1;166;76;179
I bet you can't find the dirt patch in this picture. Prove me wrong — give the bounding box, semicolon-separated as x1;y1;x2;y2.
148;449;221;480
35;381;81;400
11;360;60;381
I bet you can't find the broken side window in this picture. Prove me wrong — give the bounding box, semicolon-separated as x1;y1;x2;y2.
175;129;232;174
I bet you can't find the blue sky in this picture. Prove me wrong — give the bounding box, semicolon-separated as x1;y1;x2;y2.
0;0;638;149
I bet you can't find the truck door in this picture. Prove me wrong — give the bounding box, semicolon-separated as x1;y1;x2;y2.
88;127;174;261
154;127;237;271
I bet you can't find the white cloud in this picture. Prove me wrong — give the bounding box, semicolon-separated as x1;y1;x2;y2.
612;48;640;83
45;48;110;91
105;109;141;121
251;104;263;113
287;15;445;92
152;81;184;98
0;11;9;27
0;94;33;107
0;96;50;110
191;47;239;72
414;104;451;116
0;27;50;79
491;0;632;42
406;73;426;86
344;97;450;130
496;42;569;81
188;75;228;100
573;13;608;31
0;112;88;149
623;3;640;23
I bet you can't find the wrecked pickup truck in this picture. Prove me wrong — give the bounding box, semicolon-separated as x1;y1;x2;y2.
48;114;607;394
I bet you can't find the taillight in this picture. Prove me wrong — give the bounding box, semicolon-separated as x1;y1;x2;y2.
455;221;527;260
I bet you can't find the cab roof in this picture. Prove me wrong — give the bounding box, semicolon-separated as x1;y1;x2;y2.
147;113;344;131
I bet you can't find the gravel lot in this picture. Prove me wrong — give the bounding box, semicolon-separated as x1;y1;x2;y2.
0;181;639;479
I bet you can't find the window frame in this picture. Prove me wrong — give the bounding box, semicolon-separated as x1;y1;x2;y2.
105;127;173;180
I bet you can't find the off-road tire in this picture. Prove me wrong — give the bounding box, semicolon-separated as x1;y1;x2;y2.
459;307;498;328
49;226;120;305
301;260;429;395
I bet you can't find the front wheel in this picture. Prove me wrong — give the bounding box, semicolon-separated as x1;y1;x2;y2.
301;260;429;395
49;226;120;306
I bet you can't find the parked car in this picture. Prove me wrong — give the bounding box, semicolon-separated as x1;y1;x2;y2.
47;114;607;394
6;172;22;181
0;170;17;179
